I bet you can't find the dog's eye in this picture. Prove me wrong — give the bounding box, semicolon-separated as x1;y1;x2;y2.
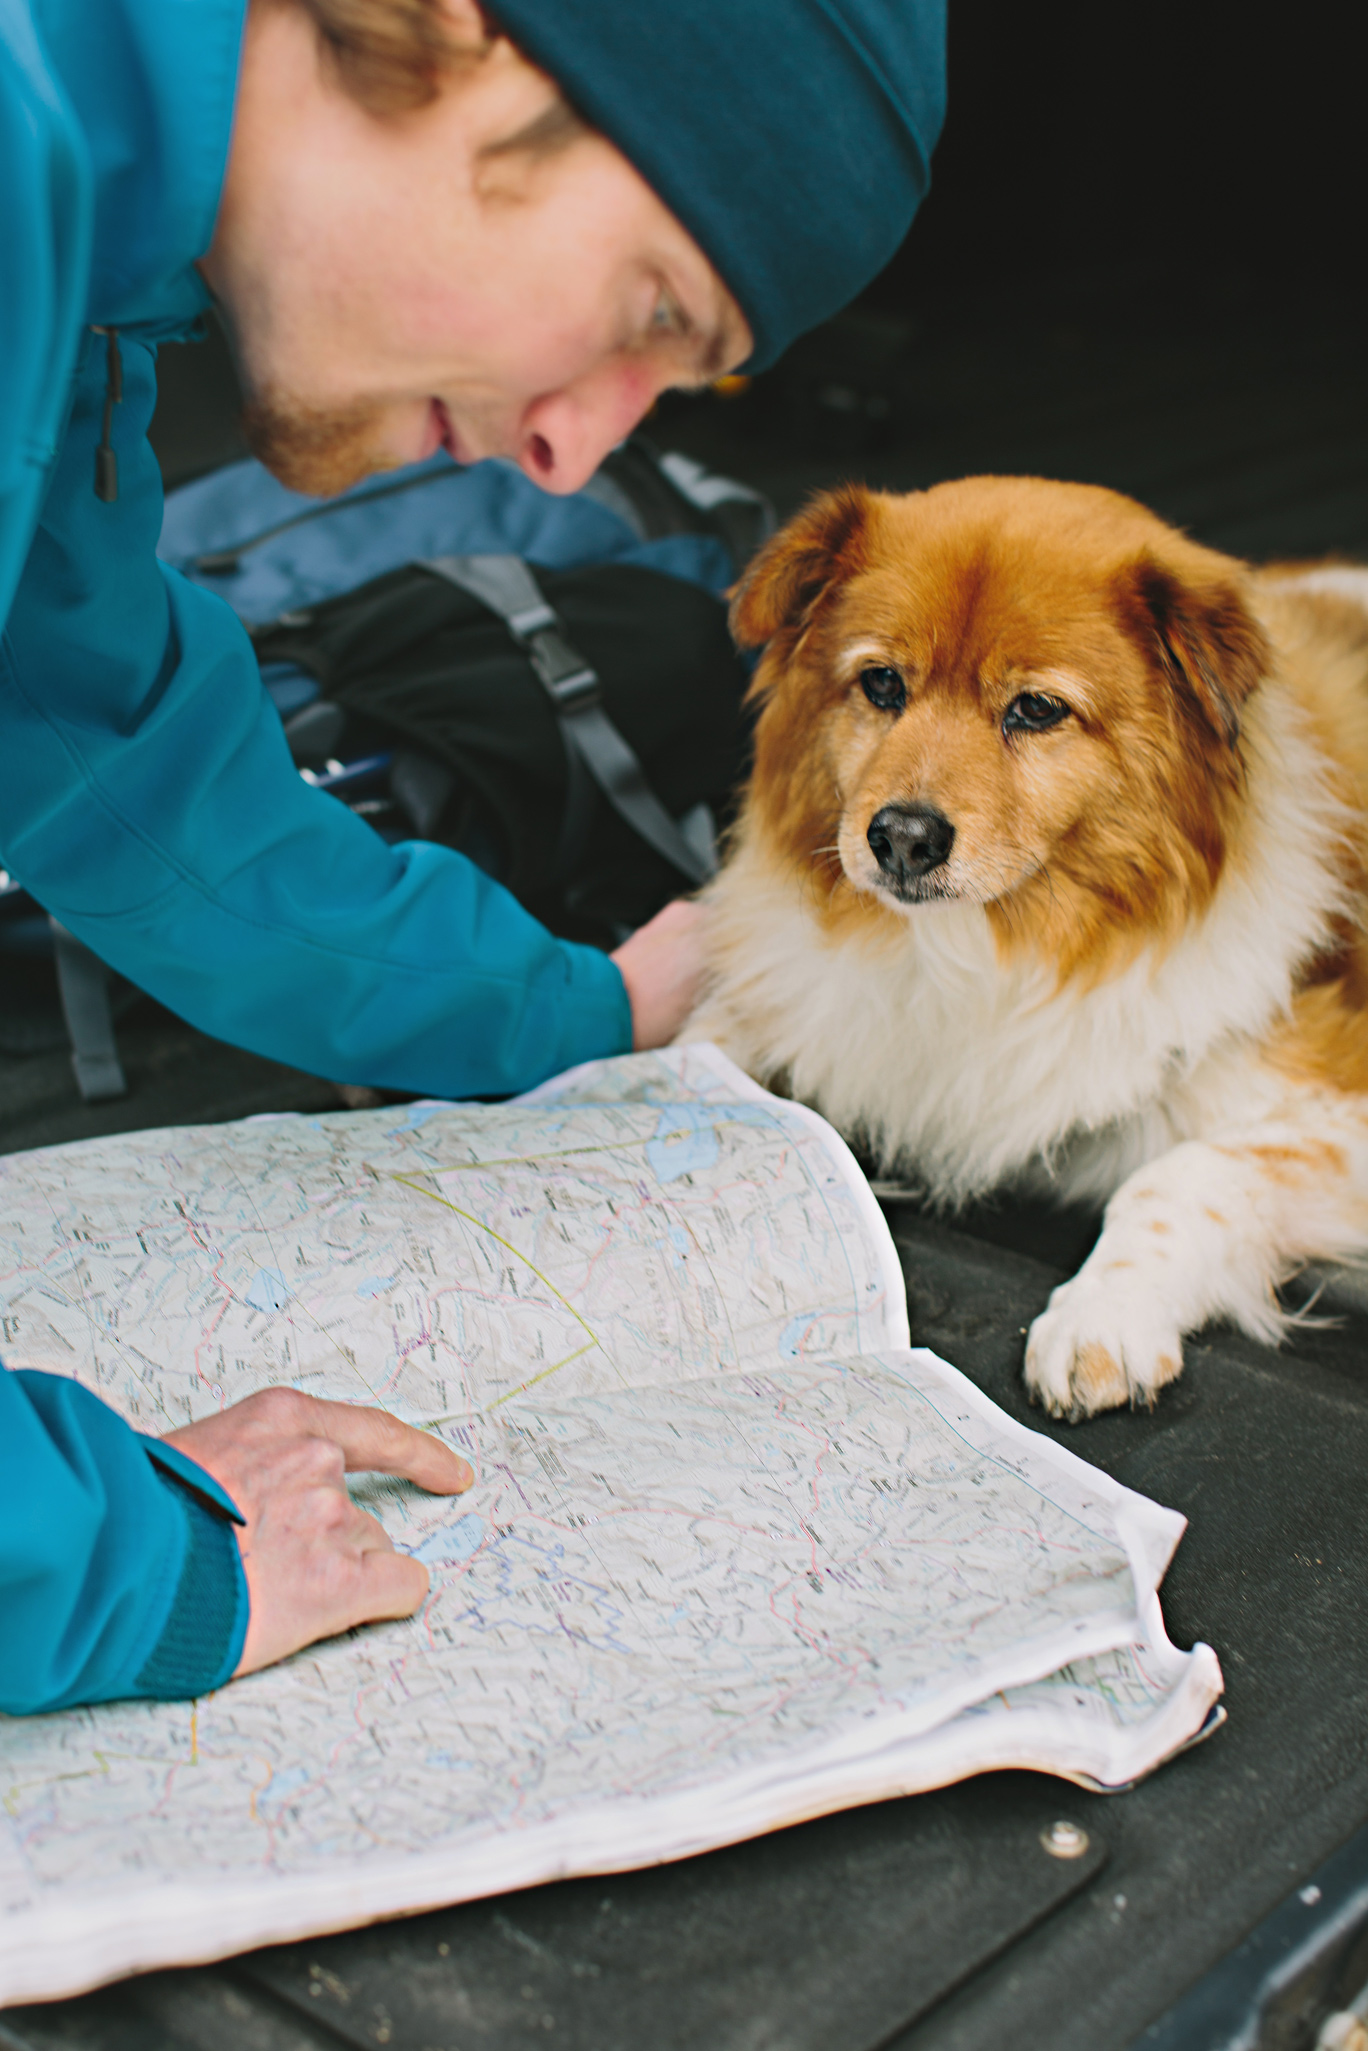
1003;692;1070;736
859;666;906;712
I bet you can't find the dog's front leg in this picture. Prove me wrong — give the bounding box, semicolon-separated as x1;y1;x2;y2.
1023;1102;1368;1418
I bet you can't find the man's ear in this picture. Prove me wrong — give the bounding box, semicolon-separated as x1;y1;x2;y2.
729;485;871;650
1114;553;1270;743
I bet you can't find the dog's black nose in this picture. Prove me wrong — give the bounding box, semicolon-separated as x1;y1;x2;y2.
866;804;955;885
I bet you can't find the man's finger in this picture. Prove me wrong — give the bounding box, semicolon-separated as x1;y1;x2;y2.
233;1545;432;1677
347;1504;400;1554
351;1547;431;1625
298;1399;473;1494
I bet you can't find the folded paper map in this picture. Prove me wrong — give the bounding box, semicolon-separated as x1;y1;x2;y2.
0;1046;1222;2004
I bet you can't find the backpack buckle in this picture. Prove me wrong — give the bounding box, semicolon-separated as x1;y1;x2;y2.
526;627;602;711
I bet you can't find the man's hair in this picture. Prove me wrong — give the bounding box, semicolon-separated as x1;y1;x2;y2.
290;0;586;155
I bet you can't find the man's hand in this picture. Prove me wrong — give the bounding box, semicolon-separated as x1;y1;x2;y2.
610;897;708;1050
161;1389;473;1676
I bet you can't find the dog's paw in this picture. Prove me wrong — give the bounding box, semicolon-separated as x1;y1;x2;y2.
1023;1273;1185;1419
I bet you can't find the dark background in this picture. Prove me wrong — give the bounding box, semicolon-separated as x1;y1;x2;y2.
879;0;1358;297
649;0;1368;562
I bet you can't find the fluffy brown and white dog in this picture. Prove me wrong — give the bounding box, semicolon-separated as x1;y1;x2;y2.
684;475;1368;1418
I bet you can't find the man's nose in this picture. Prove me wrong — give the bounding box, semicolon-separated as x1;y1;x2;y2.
514;366;663;495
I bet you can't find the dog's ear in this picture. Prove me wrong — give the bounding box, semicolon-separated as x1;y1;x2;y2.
729;485;871;650
1115;553;1270;743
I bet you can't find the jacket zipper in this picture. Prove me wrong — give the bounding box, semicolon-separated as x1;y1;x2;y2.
92;327;122;503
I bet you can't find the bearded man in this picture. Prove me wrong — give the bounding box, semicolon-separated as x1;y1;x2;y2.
0;0;944;1709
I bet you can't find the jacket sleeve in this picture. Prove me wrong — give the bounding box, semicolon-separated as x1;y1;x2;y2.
0;329;633;1100
0;1364;248;1715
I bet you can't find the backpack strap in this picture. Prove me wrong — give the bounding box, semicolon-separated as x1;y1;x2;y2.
582;437;775;575
423;555;715;889
50;920;127;1102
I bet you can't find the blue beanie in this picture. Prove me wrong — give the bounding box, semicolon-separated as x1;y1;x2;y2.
488;2;948;371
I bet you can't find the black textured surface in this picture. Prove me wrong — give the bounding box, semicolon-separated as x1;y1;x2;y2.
653;274;1368;568
1138;1820;1368;2051
0;1785;1106;2049
0;1967;342;2051
0;996;342;1157
235;1779;1105;2051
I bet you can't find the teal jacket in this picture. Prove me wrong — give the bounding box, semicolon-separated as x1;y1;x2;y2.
0;0;629;1711
0;1365;249;1713
0;0;632;1100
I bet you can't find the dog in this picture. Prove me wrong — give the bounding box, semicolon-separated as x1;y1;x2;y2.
684;475;1368;1418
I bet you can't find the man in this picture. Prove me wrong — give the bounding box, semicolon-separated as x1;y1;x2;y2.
0;0;945;1711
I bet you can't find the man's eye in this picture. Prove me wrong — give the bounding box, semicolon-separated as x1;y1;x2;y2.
1002;692;1070;735
651;291;685;337
859;666;906;712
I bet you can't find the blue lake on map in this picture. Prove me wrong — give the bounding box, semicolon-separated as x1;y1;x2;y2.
354;1274;394;1300
645;1101;779;1184
245;1267;291;1313
778;1311;858;1359
411;1513;486;1566
385;1102;449;1134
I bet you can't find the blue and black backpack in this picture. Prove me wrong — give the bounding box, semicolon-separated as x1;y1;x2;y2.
0;436;772;1097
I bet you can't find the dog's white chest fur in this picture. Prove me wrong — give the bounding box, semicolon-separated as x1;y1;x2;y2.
689;686;1348;1207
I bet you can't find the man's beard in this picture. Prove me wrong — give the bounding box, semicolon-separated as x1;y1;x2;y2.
240;393;397;498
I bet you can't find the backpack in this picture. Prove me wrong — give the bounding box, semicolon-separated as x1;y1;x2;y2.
252;552;739;945
3;437;773;1097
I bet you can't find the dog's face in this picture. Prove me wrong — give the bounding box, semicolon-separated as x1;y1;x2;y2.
731;477;1271;977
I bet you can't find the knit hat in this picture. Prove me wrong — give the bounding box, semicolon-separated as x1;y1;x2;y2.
489;1;947;370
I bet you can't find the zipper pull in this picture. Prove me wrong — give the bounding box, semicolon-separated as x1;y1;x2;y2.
93;327;123;503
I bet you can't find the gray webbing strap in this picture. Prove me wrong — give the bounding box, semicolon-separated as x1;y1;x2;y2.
424;554;714;888
50;920;127;1102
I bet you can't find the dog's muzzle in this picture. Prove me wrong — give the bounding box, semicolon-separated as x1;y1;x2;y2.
866;803;956;895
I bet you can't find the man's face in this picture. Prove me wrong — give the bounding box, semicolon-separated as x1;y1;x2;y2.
200;5;753;498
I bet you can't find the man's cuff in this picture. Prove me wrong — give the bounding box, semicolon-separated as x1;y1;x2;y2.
140;1438;246;1524
132;1457;249;1697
